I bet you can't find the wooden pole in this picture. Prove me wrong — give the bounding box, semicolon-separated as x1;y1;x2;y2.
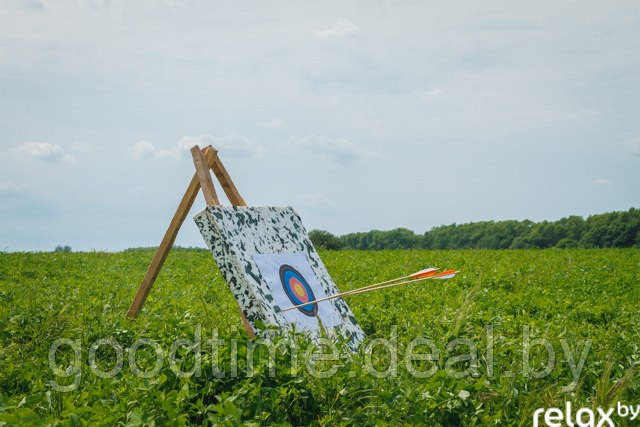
191;146;219;205
190;145;255;338
207;152;255;337
211;154;246;207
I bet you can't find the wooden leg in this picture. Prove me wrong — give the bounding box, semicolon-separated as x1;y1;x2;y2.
191;145;255;337
240;310;256;338
211;154;247;207
126;147;217;318
191;145;220;205
209;153;255;337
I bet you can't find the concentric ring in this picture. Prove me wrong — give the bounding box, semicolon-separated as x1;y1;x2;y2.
279;264;318;317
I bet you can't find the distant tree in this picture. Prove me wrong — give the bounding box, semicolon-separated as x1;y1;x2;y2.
54;245;72;253
557;215;585;241
580;223;635;248
525;221;563;248
510;236;533;249
308;230;343;250
555;238;578;248
377;228;419;249
339;232;365;249
421;232;434;249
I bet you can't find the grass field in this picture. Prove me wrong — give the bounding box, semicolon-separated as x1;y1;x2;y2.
0;249;639;425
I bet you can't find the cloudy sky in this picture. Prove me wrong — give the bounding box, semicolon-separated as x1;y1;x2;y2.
1;0;639;251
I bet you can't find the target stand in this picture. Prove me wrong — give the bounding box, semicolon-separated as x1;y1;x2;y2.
127;145;365;347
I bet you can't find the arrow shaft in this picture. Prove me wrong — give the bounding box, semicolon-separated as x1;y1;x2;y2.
325;267;438;300
336;274;411;296
322;268;439;300
281;274;439;313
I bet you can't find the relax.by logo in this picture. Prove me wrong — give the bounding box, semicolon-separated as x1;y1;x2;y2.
533;402;640;427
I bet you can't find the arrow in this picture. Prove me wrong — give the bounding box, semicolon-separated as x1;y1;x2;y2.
280;268;459;313
335;267;438;298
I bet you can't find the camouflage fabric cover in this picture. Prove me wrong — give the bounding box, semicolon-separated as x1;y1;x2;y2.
193;206;365;347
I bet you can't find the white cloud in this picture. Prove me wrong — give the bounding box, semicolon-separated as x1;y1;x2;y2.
131;140;161;159
420;87;444;101
131;139;192;159
314;18;359;39
132;134;262;160
16;142;74;163
179;134;263;159
297;192;340;215
0;182;28;195
287;135;376;164
257;118;286;129
69;142;90;152
592;178;612;186
137;134;370;164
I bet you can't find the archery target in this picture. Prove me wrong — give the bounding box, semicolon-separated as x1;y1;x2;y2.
279;264;318;317
253;253;343;332
194;205;366;347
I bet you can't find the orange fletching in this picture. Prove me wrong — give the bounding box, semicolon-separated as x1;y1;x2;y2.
409;267;438;279
432;269;459;279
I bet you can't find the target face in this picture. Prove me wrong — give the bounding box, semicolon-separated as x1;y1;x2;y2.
279;264;318;317
253;253;345;333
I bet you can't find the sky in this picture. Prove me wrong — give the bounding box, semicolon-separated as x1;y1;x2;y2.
1;0;639;251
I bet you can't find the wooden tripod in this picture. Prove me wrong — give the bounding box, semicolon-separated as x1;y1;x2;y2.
126;144;255;338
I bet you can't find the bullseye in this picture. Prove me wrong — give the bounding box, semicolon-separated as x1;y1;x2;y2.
279;264;317;317
290;279;308;301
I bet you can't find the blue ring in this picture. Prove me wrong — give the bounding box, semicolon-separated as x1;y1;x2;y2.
279;264;318;317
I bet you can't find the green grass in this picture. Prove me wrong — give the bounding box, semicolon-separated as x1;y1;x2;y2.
0;249;639;425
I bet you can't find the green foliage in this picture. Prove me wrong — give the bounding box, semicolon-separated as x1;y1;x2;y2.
341;228;420;250
333;208;640;250
0;249;638;425
308;230;343;250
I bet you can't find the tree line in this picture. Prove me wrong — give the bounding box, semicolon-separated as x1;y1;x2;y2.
309;208;640;250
